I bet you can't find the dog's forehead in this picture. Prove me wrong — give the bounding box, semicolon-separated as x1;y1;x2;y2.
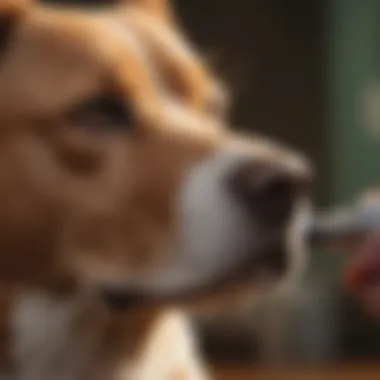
0;10;148;116
0;4;226;122
113;7;227;109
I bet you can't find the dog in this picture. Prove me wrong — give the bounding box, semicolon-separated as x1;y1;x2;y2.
0;0;312;379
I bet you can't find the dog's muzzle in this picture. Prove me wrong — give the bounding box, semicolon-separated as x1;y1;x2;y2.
98;149;311;311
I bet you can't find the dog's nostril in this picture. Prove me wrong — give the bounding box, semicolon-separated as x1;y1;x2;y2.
256;171;294;198
228;162;307;222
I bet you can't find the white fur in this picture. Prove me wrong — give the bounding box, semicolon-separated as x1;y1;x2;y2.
121;310;210;380
279;198;311;294
10;292;93;380
138;151;255;294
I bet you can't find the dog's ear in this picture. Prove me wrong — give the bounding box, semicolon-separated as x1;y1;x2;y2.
0;0;31;59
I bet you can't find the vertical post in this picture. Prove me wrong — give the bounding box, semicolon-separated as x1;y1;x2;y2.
330;0;380;204
329;0;380;356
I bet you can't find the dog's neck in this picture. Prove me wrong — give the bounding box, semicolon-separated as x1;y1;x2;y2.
11;291;104;380
9;289;203;380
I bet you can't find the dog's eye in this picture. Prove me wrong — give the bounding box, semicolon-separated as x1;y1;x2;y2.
68;96;133;133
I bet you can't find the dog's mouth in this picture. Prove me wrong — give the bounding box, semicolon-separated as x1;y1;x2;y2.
99;240;287;312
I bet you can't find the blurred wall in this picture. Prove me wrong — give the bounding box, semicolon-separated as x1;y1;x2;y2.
177;0;327;204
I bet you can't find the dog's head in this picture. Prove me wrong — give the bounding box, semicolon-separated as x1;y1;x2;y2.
0;0;311;307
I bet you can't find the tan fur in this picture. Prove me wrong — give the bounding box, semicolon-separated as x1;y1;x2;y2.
0;0;222;289
0;0;311;379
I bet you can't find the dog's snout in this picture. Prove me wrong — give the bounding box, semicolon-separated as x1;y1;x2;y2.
228;161;309;224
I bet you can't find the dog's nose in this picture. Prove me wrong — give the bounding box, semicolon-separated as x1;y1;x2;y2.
228;161;310;224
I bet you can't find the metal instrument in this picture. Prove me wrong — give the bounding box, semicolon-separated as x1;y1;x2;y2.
306;203;380;247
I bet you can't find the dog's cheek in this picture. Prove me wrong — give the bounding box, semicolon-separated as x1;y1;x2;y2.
52;128;106;176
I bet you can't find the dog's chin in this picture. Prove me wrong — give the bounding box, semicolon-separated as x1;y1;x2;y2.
98;247;288;312
93;198;311;313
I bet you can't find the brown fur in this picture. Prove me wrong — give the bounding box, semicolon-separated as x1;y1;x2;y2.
0;0;224;290
0;0;311;379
